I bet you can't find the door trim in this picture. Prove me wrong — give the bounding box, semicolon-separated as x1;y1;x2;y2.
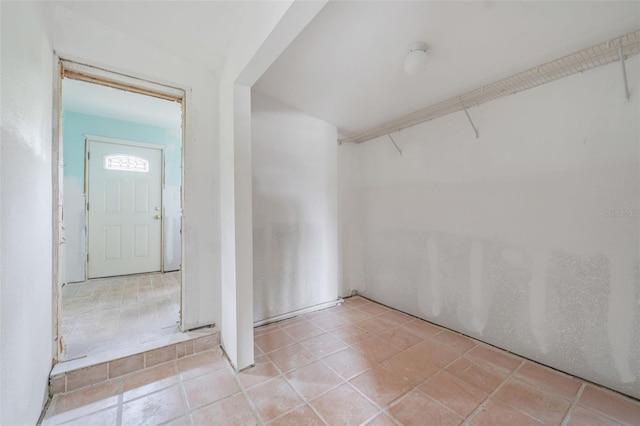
84;136;166;278
52;55;188;364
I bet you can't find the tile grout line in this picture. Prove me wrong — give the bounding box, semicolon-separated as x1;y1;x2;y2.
175;360;194;426
262;304;463;425
560;383;586;426
396;340;484;420
258;330;373;425
462;360;532;425
236;376;268;426
115;378;124;426
255;347;313;425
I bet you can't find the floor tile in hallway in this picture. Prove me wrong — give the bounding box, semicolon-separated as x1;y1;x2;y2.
60;272;181;361
43;296;640;425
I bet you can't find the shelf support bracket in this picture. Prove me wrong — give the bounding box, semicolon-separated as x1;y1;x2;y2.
460;98;479;139
616;39;630;101
388;134;402;155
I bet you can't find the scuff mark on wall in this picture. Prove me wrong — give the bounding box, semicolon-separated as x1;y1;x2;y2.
419;236;442;317
528;250;549;353
252;92;338;322
459;239;487;334
608;254;636;383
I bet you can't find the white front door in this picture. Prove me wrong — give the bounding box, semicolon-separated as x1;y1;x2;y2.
87;139;163;278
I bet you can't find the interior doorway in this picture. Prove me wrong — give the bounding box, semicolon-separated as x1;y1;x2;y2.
56;61;186;363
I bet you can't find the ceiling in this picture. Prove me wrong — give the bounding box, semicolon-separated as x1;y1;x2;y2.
254;1;640;135
54;1;254;71
63;78;182;130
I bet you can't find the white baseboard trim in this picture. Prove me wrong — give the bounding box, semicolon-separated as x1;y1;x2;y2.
254;298;344;328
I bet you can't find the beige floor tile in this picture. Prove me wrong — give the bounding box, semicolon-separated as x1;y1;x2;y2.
286;361;343;400
177;350;227;381
365;413;397;426
322;347;374;380
465;345;521;374
446;357;509;394
420;371;487;417
183;368;240;410
121;385;186;425
190;393;259;425
405;339;460;368
267;343;317;373
350;365;413;408
357;303;390;316
470;399;543;426
60;272;181;361
566;406;622;426
310;313;351;331
300;333;347;358
432;330;477;354
280;321;324;341
311;383;379;425
255;329;296;353
377;310;413;326
379;351;439;386
514;361;581;400
352;336;401;363
355;316;397;334
389;389;462;426
42;298;637;426
378;326;423;350
494;378;571;425
55;407;118;426
123;362;179;401
329;324;372;345
578;384;640;425
247;377;304;422
269;404;325;426
237;354;280;389
401;319;443;339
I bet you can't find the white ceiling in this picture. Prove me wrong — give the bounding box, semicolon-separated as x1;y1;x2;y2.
254;1;640;135
54;1;253;71
63;78;182;130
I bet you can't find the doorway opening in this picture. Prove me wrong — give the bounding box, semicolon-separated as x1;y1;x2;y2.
55;60;186;363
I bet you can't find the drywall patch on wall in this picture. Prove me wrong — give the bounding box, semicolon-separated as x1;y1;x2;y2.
252;92;338;322
339;56;640;398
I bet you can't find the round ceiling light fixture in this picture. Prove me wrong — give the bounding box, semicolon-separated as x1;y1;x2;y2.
403;42;428;76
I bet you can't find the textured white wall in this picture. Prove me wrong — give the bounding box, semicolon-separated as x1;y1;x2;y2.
53;5;220;330
0;2;54;424
252;92;338;321
217;0;325;369
340;57;640;398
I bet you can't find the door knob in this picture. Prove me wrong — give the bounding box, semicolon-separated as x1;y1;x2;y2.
154;215;161;220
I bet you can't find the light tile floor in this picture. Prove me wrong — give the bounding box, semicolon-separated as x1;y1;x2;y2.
43;296;640;425
60;272;181;361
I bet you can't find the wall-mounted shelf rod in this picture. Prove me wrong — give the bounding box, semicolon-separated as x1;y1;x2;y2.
388;134;402;155
617;38;630;101
460;99;479;139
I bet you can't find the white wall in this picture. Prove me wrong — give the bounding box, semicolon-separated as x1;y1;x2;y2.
217;0;325;369
340;57;640;398
53;5;220;330
0;2;54;424
252;92;338;321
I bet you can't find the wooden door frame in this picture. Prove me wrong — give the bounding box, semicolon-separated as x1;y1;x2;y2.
85;136;166;279
52;56;188;363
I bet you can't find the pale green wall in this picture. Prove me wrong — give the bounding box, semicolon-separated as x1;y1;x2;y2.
63;110;181;186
